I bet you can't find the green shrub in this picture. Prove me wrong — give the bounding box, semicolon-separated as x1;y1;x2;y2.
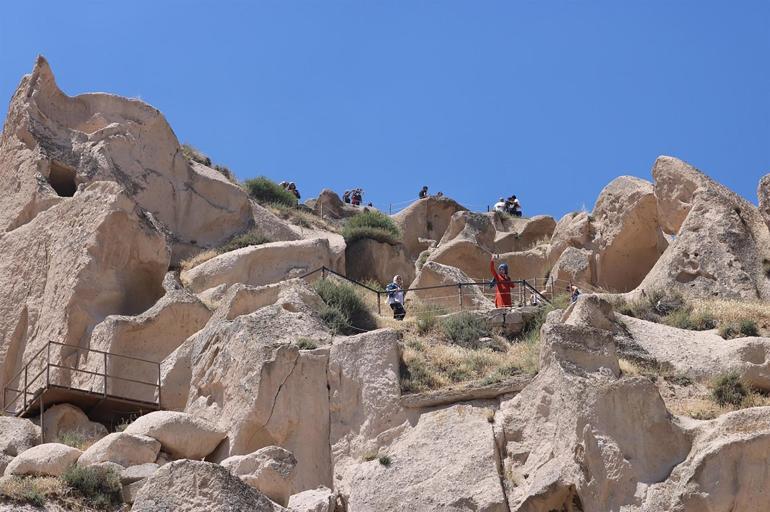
415;305;445;335
719;323;738;339
440;312;489;348
314;279;374;334
712;372;747;407
399;353;440;393
378;455;392;467
56;430;86;450
663;308;716;331
244;176;298;207
295;337;318;350
181;143;212;167
416;251;430;271
218;230;272;253
62;465;122;509
342;210;401;245
739;319;759;337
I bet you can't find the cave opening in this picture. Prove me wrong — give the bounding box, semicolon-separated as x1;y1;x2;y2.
48;162;77;197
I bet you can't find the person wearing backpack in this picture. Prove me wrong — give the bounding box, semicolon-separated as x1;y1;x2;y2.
489;255;514;308
385;275;406;320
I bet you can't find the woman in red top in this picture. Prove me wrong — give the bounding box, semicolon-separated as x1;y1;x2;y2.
490;256;514;308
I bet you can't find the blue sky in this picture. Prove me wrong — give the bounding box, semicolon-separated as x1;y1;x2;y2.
1;1;768;218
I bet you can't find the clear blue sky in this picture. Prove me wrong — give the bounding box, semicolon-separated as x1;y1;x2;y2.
1;1;768;218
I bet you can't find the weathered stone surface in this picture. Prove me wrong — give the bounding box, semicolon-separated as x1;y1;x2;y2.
180;238;344;297
78;432;160;467
42;404;107;444
411;261;493;311
758;174;770;230
440;211;497;251
221;446;297;506
550;246;594;288
120;462;159;485
636;156;770;300
173;281;331;491
123;411;225;461
122;478;147;505
344;404;507;512
0;417;40;461
548;211;593;264
393;196;467;259
0;57;251;254
287;487;336;512
493;214;557;253
345;238;415;287
305;189;360;220
4;443;82;477
0;182;169;409
131;459;287;511
591;176;668;292
562;295;617;332
78;272;211;402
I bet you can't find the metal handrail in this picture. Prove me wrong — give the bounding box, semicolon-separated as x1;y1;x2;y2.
2;341;161;416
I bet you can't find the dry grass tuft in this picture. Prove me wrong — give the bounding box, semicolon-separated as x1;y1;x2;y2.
180;249;219;272
0;476;66;507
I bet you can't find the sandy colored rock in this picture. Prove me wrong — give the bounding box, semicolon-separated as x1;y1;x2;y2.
635;156;770;300
77;272;211;402
344;404;507;512
439;211;497;251
345;238;415;287
221;446;297;506
550;246;594;288
493;214;556;253
121;463;159;485
0;417;40;458
548;211;593;263
0;181;169;408
42;404;107;444
78;432;160;467
562;294;617;332
176;281;331;491
181;238;343;297
306;189;360;220
0;57;252;256
123;411;225;461
758;174;770;230
287;487;336;512
393;196;466;259
411;261;493;311
131;459;287;511
4;443;82;477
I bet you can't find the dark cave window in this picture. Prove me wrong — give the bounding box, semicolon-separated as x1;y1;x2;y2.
47;162;77;197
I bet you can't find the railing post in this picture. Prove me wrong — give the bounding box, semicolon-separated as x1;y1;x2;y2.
157;363;162;408
458;285;463;311
377;292;382;316
46;343;50;387
321;267;326;280
103;352;108;397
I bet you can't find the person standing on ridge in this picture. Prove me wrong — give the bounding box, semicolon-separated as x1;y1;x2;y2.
489;255;514;308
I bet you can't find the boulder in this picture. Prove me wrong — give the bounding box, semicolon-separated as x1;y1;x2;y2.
392;196;467;259
499;246;552;282
78;432;160;467
345;238;415;287
758;174;770;230
562;295;617;332
0;56;252;256
4;443;82;477
124;411;225;461
77;272;211;402
287;487;336;512
180;238;344;297
42;404;107;444
328;329;407;492
439;211;496;251
548;211;593;263
591;176;668;292
221;446;297;506
0;417;40;458
636;156;770;300
0;181;169;408
411;261;493;311
122;478;148;505
131;459;288;511
344;405;507;512
120;463;159;484
550;246;594;288
173;281;331;491
495;318;691;511
493;214;557;253
306;189;360;220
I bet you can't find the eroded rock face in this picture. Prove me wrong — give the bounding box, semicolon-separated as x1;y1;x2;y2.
758;174;770;229
344;405;508;512
345;238;415;287
0;182;169;406
287;487;336;512
0;417;40;473
637;156;770;300
221;446;297;506
393;196;467;259
306;189;360;220
493;215;557;253
0;57;252;255
132;459;287;512
411;261;493;311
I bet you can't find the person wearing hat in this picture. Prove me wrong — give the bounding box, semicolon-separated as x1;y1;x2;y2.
489;255;514;308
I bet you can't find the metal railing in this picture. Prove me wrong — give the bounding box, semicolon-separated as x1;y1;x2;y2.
300;266;554;316
2;341;161;416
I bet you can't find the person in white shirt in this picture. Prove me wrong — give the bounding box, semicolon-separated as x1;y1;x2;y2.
494;197;506;213
385;275;406;320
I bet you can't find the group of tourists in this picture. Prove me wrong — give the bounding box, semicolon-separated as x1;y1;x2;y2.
493;195;522;217
342;188;365;206
279;181;301;200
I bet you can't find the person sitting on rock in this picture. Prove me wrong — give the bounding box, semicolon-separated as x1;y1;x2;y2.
494;197;506;213
287;182;300;200
419;186;429;199
385;275;406;320
489;255;514;308
507;195;522;217
342;190;351;203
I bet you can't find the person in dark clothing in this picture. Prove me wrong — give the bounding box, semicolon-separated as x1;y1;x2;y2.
288;182;300;200
385;275;406;320
351;188;363;206
342;190;351;203
419;186;429;199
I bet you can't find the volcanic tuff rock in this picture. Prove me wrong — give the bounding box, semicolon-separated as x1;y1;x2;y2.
345;238;415;287
124;411;226;461
41;404;108;444
77;432;160;468
393;195;467;259
221;446;298;506
0;56;252;258
4;443;82;477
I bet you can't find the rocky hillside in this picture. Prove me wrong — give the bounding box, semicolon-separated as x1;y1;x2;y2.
0;56;769;511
